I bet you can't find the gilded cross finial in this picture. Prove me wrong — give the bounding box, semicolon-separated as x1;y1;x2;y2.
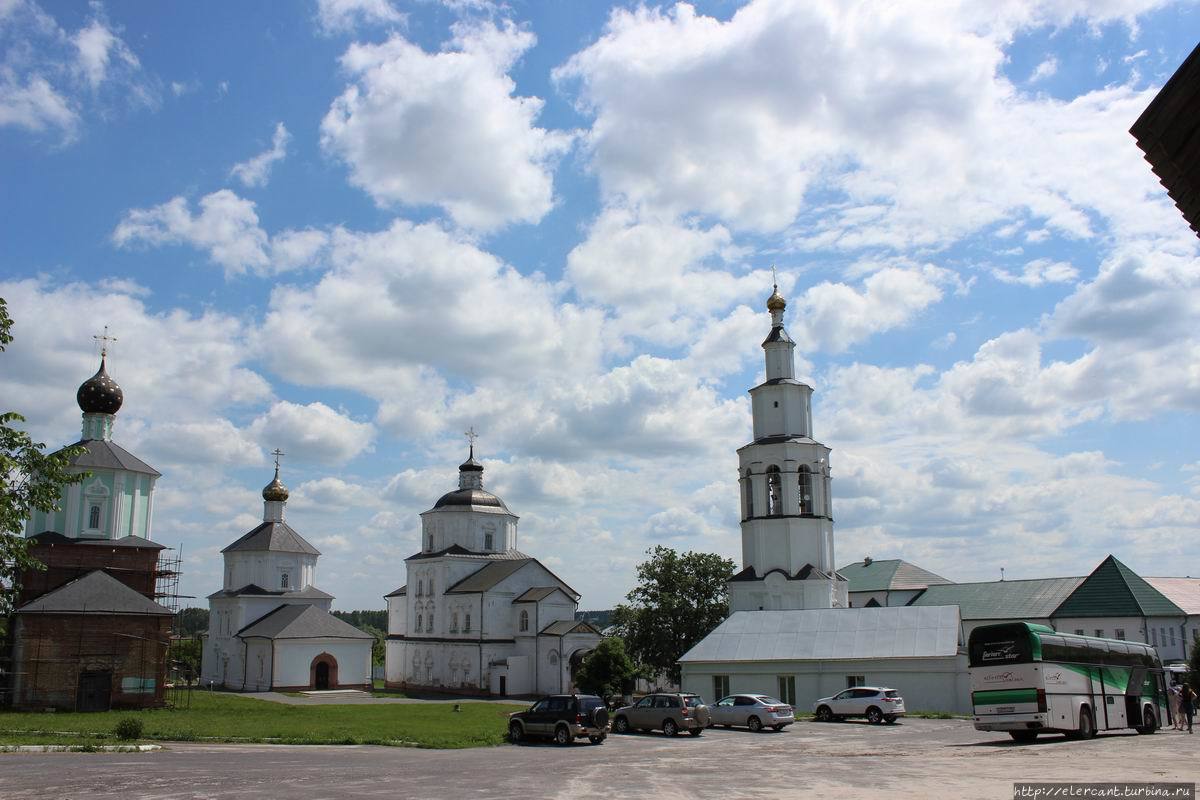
271;448;285;473
771;264;778;291
93;326;117;358
465;426;478;457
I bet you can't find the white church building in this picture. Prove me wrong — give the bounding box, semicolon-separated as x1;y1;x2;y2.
201;461;373;692
384;444;601;697
680;282;970;713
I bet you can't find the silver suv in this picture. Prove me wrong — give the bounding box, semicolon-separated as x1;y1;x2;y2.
813;687;906;724
612;693;711;737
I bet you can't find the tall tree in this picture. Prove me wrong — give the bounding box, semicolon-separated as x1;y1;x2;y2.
0;298;85;635
1189;636;1200;693
612;545;735;684
574;636;639;701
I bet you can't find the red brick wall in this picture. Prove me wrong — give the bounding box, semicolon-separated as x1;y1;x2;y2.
10;613;171;711
17;542;159;607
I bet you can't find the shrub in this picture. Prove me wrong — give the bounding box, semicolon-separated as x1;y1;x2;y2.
113;717;144;741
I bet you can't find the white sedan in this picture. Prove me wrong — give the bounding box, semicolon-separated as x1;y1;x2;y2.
709;694;795;731
813;687;905;724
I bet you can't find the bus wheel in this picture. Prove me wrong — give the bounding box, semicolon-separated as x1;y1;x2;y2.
1070;707;1095;740
1009;731;1038;743
1135;706;1157;735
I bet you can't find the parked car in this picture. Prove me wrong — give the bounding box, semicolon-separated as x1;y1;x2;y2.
508;694;610;745
612;693;711;736
813;687;906;724
709;694;795;731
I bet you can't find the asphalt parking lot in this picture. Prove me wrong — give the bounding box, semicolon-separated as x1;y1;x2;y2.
1;718;1193;800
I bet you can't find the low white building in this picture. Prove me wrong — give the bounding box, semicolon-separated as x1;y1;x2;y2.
680;606;970;713
384;445;601;696
201;464;373;691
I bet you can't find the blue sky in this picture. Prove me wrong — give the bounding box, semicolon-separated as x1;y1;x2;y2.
3;0;1198;611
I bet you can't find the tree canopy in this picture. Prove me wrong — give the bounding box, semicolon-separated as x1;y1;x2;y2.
611;545;735;684
1;298;85;635
573;636;639;701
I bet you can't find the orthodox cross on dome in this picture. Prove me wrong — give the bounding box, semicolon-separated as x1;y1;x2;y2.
771;264;778;291
464;426;479;458
271;448;286;471
93;326;117;358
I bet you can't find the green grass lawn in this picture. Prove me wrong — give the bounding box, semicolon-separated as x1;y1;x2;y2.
0;692;525;749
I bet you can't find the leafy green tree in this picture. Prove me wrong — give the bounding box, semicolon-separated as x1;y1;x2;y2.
1189;636;1200;693
574;636;639;701
0;298;85;635
612;545;736;684
175;607;210;636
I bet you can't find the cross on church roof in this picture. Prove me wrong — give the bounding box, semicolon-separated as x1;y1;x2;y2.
464;426;478;457
93;325;117;358
771;264;778;290
271;448;285;470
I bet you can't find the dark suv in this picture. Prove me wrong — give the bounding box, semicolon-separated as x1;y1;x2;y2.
508;694;610;745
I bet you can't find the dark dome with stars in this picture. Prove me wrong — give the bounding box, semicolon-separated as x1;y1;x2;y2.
76;357;124;416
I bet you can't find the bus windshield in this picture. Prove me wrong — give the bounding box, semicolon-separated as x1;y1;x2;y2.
968;623;1036;668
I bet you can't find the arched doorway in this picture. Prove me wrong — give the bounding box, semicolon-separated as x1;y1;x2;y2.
309;653;339;690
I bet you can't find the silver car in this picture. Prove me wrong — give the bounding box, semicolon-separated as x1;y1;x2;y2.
813;687;906;724
709;694;795;732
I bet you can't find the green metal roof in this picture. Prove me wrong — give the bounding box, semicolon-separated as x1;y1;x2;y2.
1053;555;1185;618
911;576;1084;620
839;558;953;593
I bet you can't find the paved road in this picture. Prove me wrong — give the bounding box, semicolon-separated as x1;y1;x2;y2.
1;719;1193;799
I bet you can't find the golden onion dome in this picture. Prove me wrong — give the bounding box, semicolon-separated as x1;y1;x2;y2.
262;467;289;502
766;286;787;312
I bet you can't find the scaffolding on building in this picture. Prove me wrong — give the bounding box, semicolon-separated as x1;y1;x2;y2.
155;545;195;709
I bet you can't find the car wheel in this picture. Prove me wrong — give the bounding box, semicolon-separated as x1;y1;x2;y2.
866;707;883;725
1009;731;1038;743
588;734;604;745
554;724;572;746
815;705;833;722
747;715;763;732
1135;706;1157;735
614;716;630;734
884;715;897;724
508;721;524;744
663;719;679;737
689;727;702;737
772;724;785;731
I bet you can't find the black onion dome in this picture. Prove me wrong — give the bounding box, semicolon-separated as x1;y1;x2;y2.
459;454;484;473
262;468;289;502
76;357;124;416
433;488;509;511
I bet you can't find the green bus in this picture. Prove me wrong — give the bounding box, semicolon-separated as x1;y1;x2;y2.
968;622;1169;742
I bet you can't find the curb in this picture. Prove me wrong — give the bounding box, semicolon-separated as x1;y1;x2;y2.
0;744;163;753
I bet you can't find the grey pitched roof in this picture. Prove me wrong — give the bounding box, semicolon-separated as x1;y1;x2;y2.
446;559;534;593
514;587;569;603
221;521;319;555
238;603;374;641
405;544;531;561
27;532;165;550
385;585;407;598
16;570;172;616
539;619;602;636
678;606;962;663
839;558;953;593
911;577;1084;620
206;584;333;601
1145;577;1200;615
65;439;160;476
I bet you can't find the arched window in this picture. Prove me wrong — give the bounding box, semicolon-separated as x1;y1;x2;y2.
766;466;782;516
280;572;290;589
88;504;101;529
417;579;423;597
798;465;813;515
824;473;832;517
464;613;471;632
743;470;754;519
427;534;434;551
519;609;529;632
416;613;423;632
484;532;494;550
451;612;459;633
428;578;434;596
426;611;434;632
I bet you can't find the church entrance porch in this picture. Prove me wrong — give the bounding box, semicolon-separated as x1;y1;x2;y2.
309;653;339;690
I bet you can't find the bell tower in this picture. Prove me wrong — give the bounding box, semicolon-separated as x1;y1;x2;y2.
729;276;846;611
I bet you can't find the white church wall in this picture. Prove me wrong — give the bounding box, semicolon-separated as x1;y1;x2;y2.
272;639;371;690
224;551;317;593
386;594;407;636
385;640;405;684
681;655;971;714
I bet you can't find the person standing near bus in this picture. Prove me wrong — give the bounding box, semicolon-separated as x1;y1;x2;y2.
1181;684;1196;734
1169;682;1183;730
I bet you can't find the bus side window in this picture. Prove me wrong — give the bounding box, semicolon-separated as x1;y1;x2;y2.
1041;636;1066;663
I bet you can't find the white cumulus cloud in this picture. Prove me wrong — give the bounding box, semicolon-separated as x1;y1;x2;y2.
229;122;291;188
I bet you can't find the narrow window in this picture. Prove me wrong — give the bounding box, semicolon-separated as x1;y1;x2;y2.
484;532;494;550
88;504;101;529
519;609;529;632
1094;629;1103;638
777;675;796;706
1115;629;1126;640
846;675;865;688
1169;628;1175;646
416;614;423;632
766;466;782;516
464;613;471;633
823;474;832;517
280;573;289;589
1074;629;1084;635
743;470;754;519
451;612;459;633
428;578;434;596
1151;628;1158;646
427;535;433;551
427;611;434;632
798;466;813;515
713;675;730;700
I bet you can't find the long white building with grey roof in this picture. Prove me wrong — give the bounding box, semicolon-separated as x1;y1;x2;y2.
383;446;601;696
